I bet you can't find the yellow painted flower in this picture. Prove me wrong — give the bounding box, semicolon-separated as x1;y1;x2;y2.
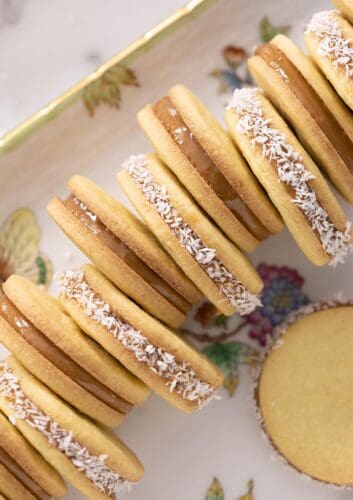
0;209;52;287
238;479;254;500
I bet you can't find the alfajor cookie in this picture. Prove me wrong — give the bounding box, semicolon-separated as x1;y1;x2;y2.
58;264;224;412
305;11;353;112
137;84;283;252
333;0;353;24
0;357;144;499
226;87;352;266
47;175;201;328
0;275;149;427
0;407;66;499
256;299;353;486
117;153;263;316
248;35;353;203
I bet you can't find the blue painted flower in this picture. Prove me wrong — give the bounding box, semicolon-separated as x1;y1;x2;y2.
210;45;252;93
246;263;309;346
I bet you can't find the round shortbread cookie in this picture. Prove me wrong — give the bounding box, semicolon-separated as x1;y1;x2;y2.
248;38;353;203
137;85;283;252
0;409;66;498
257;301;353;486
226;87;352;266
117;153;263;316
47;175;195;328
305;11;353;112
58;263;224;413
0;357;144;500
1;275;149;427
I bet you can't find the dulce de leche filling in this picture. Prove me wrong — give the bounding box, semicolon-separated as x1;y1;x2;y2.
0;293;132;414
255;44;353;175
63;194;191;314
0;445;49;500
153;96;270;240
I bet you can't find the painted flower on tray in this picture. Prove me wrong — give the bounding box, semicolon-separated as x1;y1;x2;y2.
246;263;308;346
210;16;291;93
205;477;224;500
203;342;258;397
210;45;252;93
83;64;139;116
238;480;254;500
0;209;52;288
194;302;228;328
205;478;254;500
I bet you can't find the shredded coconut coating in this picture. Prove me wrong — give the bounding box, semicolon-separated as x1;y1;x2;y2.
122;154;261;314
253;296;353;489
0;362;131;497
58;270;216;408
306;10;353;78
227;88;352;266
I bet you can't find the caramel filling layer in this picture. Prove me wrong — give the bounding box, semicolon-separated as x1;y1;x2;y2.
64;194;191;314
256;44;353;174
0;445;49;500
153;96;270;240
0;293;132;414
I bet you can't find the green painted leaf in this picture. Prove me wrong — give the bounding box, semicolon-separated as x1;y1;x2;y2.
205;478;224;500
214;314;228;327
203;342;258;396
259;16;290;43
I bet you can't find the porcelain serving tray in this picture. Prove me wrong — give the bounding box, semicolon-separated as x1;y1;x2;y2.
1;0;353;498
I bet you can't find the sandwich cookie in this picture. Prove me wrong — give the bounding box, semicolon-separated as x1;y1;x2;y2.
271;34;353;146
0;275;149;427
256;299;353;487
137;84;283;252
117;154;263;316
248;35;353;203
0;357;144;499
226;88;352;266
47;175;201;328
58;264;224;412
305;11;353;112
333;0;353;24
0;408;66;499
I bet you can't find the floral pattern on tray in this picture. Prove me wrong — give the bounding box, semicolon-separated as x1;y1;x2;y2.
210;16;290;93
83;64;139;115
0;209;52;288
205;478;254;500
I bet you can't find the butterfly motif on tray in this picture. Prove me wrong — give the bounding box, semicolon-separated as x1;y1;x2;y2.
0;209;52;288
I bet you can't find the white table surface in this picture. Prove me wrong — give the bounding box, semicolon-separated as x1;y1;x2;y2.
0;0;185;136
